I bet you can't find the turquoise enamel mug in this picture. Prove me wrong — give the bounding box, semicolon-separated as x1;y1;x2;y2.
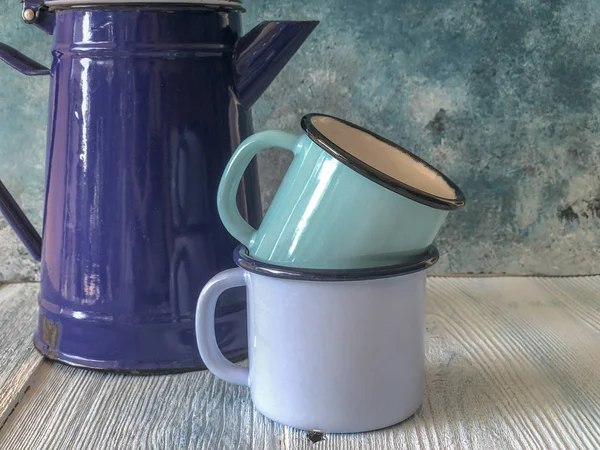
217;113;465;269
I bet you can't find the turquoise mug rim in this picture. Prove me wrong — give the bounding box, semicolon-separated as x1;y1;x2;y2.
301;113;466;211
234;245;439;282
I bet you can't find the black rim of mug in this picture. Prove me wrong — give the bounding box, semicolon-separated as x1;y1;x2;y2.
234;245;439;282
301;113;466;211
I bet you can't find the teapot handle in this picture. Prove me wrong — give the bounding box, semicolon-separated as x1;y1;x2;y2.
0;43;48;261
0;181;42;261
0;43;49;76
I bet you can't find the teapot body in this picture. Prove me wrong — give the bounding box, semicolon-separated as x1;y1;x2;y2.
35;7;259;370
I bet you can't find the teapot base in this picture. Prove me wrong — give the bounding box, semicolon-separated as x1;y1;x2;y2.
33;338;248;374
33;298;248;373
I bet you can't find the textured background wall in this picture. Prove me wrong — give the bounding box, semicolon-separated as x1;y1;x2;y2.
0;0;599;279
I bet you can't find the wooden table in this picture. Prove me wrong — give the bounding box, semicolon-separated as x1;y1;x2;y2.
1;277;599;449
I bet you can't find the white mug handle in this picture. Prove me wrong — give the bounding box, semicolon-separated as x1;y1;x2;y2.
195;268;249;386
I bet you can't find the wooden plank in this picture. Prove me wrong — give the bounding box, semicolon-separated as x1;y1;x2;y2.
0;283;43;426
0;360;282;450
3;277;600;449
283;277;600;450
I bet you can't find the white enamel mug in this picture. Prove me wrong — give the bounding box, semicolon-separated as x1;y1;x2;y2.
195;245;438;433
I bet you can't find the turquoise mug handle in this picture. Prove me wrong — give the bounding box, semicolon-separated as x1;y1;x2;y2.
217;130;302;247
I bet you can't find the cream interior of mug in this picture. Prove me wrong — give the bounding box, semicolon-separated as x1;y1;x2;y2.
310;116;457;200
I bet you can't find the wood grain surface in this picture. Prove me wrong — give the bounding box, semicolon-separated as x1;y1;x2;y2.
1;277;599;449
0;360;281;450
0;283;43;426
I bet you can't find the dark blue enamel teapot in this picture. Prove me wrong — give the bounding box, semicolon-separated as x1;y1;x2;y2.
0;0;317;371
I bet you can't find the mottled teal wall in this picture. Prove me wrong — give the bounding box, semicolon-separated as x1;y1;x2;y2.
0;0;598;279
248;0;600;275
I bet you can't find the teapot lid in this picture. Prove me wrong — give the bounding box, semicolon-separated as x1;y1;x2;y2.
44;0;243;8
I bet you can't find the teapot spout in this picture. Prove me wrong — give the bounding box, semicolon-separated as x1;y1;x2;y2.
234;21;318;109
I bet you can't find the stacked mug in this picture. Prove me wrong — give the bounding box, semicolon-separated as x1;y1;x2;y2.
195;114;465;433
